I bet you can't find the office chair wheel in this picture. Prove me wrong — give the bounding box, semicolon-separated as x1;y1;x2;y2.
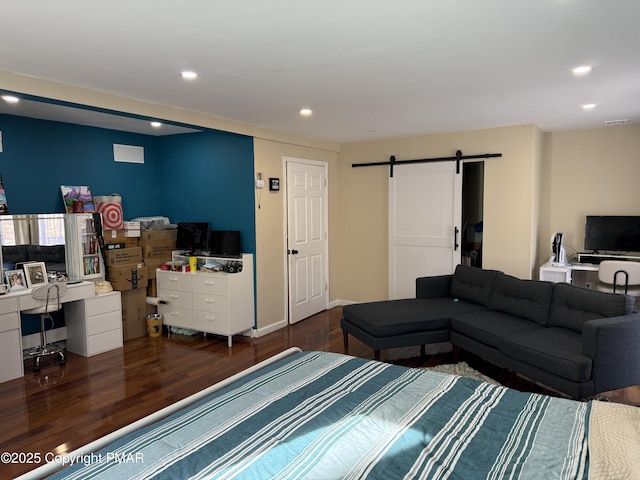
58;351;66;366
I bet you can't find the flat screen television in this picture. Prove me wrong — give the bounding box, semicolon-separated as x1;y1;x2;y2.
584;216;640;252
176;222;210;254
210;230;241;258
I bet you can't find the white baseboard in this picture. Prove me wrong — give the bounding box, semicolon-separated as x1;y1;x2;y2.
22;327;67;350
333;299;359;306
252;319;287;338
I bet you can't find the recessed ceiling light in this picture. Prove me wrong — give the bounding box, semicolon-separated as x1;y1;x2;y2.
300;108;313;117
150;121;162;128
1;95;19;104
572;65;592;75
582;103;596;110
181;71;198;79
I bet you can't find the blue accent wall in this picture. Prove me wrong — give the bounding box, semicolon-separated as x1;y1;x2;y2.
158;130;256;254
0;114;161;217
0;114;255;253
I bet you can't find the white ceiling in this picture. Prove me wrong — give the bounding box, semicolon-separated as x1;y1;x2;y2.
1;0;639;143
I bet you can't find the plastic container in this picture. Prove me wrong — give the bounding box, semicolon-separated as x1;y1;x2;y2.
146;313;163;337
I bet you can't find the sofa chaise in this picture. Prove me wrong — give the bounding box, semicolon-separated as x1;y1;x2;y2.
341;265;640;399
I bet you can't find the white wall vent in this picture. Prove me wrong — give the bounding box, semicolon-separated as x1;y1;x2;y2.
113;144;144;164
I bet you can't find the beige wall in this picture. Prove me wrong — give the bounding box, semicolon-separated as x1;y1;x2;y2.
336;125;542;303
538;124;640;269
253;139;339;332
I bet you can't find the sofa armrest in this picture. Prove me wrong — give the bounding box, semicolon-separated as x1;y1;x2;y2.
582;313;640;394
416;275;452;299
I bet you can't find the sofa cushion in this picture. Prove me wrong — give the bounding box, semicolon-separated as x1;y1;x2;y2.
451;310;544;348
489;274;554;325
500;327;592;383
450;265;500;307
549;283;635;332
342;298;486;337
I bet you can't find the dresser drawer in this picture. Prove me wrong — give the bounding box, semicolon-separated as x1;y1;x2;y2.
87;329;123;356
159;305;192;329
192;309;230;333
87;310;122;336
0;296;18;315
193;293;229;314
192;275;228;296
156;271;192;292
85;292;121;316
0;312;19;333
157;289;192;309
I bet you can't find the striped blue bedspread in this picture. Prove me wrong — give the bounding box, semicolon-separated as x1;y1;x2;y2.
50;351;589;479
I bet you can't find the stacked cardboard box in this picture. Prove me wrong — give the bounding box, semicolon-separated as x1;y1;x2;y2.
103;238;149;340
138;228;177;316
103;229;138;249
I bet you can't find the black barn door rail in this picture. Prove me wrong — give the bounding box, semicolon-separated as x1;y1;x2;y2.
352;150;502;177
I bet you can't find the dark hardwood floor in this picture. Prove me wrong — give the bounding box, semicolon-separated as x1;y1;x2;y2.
1;306;638;478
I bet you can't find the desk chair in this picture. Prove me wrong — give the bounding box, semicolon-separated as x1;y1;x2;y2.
23;282;68;372
597;260;640;296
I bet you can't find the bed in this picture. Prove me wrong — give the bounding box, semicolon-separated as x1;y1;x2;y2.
18;348;640;479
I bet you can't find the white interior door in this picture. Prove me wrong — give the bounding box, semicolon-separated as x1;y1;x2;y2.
389;162;462;299
286;160;328;323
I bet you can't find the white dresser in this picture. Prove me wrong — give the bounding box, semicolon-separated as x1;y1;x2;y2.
156;254;254;346
65;291;123;356
0;296;23;383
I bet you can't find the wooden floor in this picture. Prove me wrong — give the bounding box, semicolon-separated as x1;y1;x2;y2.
2;306;638;478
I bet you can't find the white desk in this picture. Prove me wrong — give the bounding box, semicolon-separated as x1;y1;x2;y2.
0;282;122;383
539;261;599;285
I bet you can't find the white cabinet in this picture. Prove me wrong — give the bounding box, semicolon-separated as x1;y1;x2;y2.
65;291;123;356
157;253;254;346
0;296;23;382
539;261;572;283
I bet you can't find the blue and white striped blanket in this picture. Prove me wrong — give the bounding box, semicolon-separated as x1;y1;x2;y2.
49;351;589;479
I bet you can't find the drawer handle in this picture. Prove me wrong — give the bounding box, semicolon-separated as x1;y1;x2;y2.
170;312;180;317
206;315;216;321
169;277;178;282
205;298;216;303
205;281;215;285
170;294;179;299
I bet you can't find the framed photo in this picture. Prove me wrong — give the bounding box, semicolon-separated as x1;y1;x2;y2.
6;269;27;291
23;262;48;288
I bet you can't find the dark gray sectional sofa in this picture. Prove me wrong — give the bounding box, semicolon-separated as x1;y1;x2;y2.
341;265;640;399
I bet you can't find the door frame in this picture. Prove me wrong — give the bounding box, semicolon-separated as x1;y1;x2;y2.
282;156;329;325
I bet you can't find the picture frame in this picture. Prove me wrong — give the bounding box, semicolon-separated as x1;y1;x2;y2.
6;269;27;291
23;262;48;288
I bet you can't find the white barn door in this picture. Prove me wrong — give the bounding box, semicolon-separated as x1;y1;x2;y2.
389;162;462;299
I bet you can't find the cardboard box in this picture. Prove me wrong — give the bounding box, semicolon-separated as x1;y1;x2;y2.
139;229;177;243
143;258;164;279
104;229;138;247
140;239;175;259
105;246;143;266
121;288;147;340
106;263;148;291
125;229;141;238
